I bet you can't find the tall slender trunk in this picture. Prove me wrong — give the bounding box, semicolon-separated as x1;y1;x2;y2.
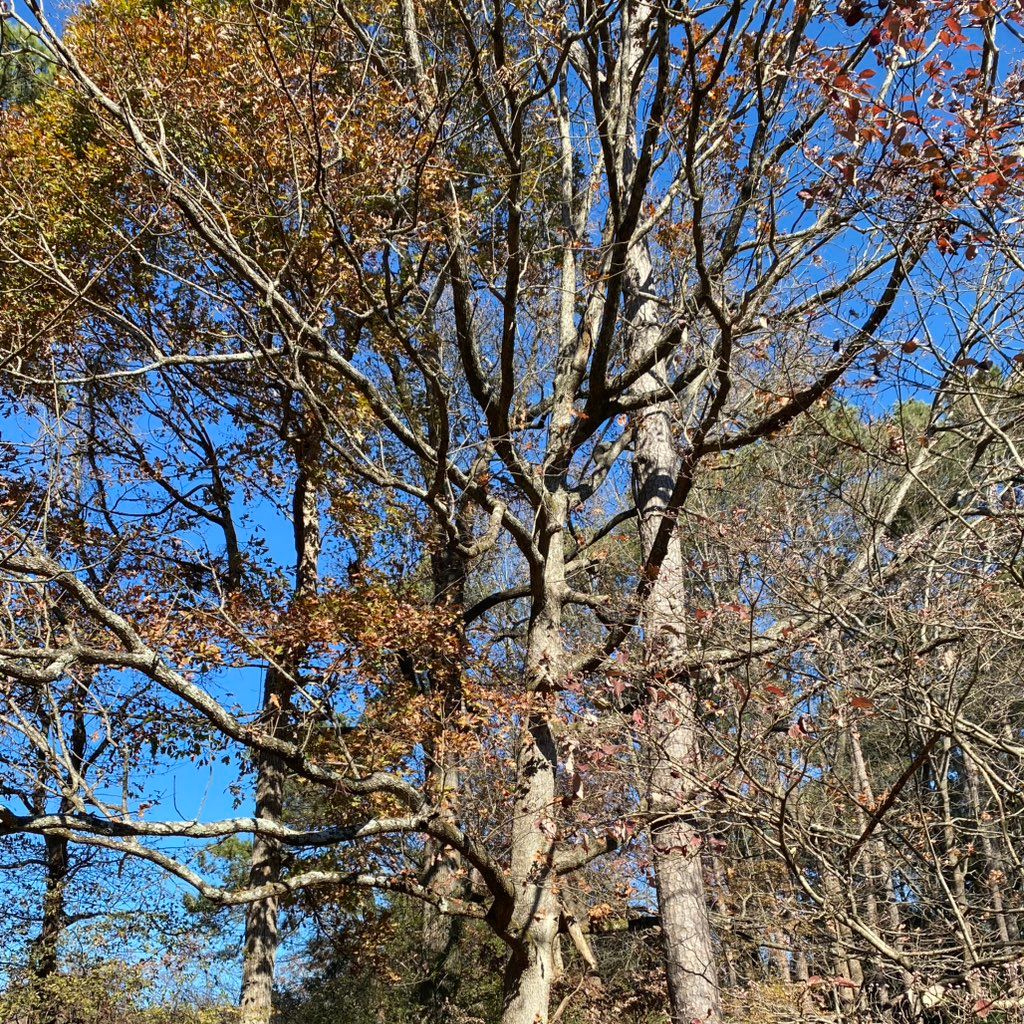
633;394;721;1023
622;138;721;1016
418;526;469;1018
827;729;863;1015
964;748;1021;996
617;0;721;966
848;720;913;1014
501;500;566;1024
822;868;862;1017
240;431;321;1024
935;736;980;997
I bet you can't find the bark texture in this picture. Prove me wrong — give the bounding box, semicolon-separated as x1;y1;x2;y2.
239;431;321;1024
614;1;722;1012
501;498;567;1024
417;522;470;1018
634;393;721;1024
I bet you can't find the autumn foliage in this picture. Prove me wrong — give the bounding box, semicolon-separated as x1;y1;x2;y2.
2;1;1024;1023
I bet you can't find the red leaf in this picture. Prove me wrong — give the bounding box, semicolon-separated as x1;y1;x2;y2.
850;696;875;710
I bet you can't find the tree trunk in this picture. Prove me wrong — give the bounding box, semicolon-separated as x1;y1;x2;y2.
935;735;980;998
964;747;1021;996
501;707;560;1024
501;500;566;1024
29;828;69;1024
240;430;321;1024
30;697;84;987
634;397;721;1024
239;675;289;1024
627;227;721;1023
33;831;67;981
419;837;463;1015
848;720;914;1012
417;526;469;1018
822;867;862;1014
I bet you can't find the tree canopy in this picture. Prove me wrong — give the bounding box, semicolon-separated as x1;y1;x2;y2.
2;1;1024;1022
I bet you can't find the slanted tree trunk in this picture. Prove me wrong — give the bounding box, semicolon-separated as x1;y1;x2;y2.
240;427;321;1024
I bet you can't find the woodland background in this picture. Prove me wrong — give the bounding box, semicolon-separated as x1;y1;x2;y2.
2;1;1024;1022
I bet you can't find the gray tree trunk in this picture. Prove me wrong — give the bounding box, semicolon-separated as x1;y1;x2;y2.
34;831;67;982
500;497;567;1024
964;748;1020;996
240;434;321;1024
501;704;561;1024
612;0;720;1007
633;392;722;1024
240;729;285;1024
621;125;720;1014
